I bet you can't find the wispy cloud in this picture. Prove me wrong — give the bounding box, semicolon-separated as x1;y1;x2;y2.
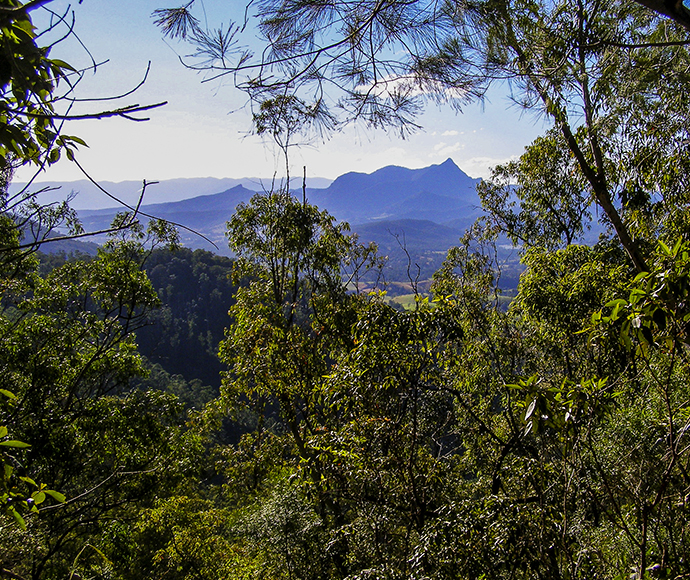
430;141;464;157
355;75;468;100
461;155;519;179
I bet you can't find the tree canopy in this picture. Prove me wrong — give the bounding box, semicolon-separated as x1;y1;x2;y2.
6;0;690;578
156;0;690;273
0;3;186;579
144;1;690;578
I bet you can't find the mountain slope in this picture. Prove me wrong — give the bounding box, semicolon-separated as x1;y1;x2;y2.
9;176;333;210
79;185;256;252
71;159;483;269
308;158;480;223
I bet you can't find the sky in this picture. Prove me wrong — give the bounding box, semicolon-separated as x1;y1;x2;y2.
15;0;548;187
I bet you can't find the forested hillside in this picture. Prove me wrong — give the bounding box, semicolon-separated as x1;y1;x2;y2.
74;159;489;295
4;0;690;579
135;248;236;390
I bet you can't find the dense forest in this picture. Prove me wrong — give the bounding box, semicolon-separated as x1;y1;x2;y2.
3;0;690;579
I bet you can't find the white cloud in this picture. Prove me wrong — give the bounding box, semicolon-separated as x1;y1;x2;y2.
355;75;467;100
430;141;464;157
460;155;519;179
441;130;458;136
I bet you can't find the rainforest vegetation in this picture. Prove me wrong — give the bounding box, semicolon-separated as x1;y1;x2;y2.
3;0;690;578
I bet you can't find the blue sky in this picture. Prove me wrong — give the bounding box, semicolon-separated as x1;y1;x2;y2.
16;0;548;186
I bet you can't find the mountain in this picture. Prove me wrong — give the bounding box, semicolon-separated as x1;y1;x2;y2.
79;184;257;253
9;176;333;210
47;159;498;292
74;159;482;257
354;219;466;253
308;158;481;224
352;219;467;290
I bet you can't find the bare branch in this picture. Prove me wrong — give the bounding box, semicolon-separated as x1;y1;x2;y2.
8;223;134;252
73;158;220;249
61;62;154;103
5;101;168;122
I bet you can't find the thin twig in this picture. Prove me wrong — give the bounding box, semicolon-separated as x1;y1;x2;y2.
73;159;219;249
6;102;168;122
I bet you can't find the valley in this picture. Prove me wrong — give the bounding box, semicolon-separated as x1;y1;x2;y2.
23;158;523;294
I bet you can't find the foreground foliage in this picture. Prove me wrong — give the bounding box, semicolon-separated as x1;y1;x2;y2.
4;0;690;578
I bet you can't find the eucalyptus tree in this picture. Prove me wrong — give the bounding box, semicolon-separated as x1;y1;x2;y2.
155;0;690;272
150;1;690;578
0;3;201;579
0;0;167;269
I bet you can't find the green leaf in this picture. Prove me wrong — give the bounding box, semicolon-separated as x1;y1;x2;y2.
672;238;683;256
49;59;76;72
65;135;88;147
0;440;30;448
44;489;66;503
10;507;26;530
658;240;671;256
641;325;654;345
652;308;667;331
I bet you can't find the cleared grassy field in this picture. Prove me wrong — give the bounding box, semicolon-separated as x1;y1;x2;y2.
387;293;423;311
387;291;515;312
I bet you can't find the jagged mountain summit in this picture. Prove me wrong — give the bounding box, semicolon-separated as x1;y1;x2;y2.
67;158;483;288
308;157;481;224
76;158;481;253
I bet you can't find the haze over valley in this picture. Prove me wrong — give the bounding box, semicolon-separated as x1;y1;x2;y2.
22;158;512;291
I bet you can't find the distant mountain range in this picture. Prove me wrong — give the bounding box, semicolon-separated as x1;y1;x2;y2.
8;176;335;211
76;158;482;257
309;158;481;225
22;159;507;290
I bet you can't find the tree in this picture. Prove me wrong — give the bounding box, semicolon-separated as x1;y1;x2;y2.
135;247;239;391
219;190;379;473
210;191;388;577
0;220;194;579
155;0;690;274
0;0;167;265
149;1;690;577
0;4;206;579
630;0;690;31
